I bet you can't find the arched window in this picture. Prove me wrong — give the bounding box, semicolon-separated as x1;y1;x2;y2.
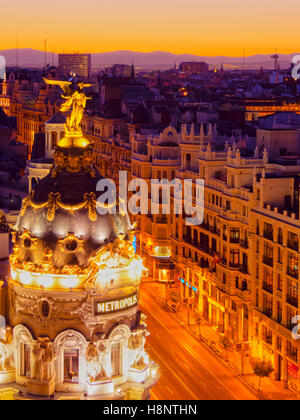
186;153;191;170
51;131;57;148
111;342;122;377
41;300;50;318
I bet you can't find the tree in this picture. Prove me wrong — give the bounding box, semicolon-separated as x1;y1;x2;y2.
221;336;231;362
170;291;180;312
250;358;274;391
194;312;202;337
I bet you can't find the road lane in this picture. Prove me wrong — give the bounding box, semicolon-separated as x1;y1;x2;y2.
139;285;258;400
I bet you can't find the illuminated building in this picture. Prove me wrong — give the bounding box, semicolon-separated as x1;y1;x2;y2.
27;112;66;193
58;54;92;79
179;62;209;76
0;77;158;400
4;68;61;158
82;115;132;184
130;126;181;281
172;134;300;393
220;100;300;123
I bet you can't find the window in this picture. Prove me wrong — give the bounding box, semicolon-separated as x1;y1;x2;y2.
242;280;248;291
211;286;217;300
288;232;298;251
287;252;298;279
287;279;298;307
276;336;282;352
22;343;31;378
263;293;273;317
41;300;50;318
262;326;273;345
277;274;282;292
264;223;273;241
51;131;57;148
278;228;283;245
277;301;282;323
263;268;273;294
287;342;298;363
278;247;283;265
64;349;79;383
263;242;273;267
287;306;296;330
230;228;240;243
111;343;122;377
230;249;239;267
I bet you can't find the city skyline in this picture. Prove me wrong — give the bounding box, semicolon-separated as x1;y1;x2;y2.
1;0;300;56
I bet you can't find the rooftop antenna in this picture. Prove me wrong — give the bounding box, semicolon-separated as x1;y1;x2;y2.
16;35;19;69
271;49;279;71
44;38;47;68
52;46;54;66
242;48;245;73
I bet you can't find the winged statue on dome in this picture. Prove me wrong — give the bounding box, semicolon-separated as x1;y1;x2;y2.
43;75;93;136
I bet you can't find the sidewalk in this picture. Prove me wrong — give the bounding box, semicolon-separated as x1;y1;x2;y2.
141;279;297;401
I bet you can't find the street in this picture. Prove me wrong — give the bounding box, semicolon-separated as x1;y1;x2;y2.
139;284;258;400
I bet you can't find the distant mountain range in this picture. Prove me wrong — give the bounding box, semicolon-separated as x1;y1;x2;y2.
0;48;299;70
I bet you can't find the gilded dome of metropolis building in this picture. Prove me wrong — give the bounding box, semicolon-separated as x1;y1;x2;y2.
0;76;158;400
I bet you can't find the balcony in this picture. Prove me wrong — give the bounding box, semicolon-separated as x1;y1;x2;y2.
229;262;240;269
230;237;240;244
287;268;298;279
239;265;248;274
288;241;299;252
240;240;249;249
263;336;273;345
263;257;273;267
287;295;298;308
209;226;218;235
156;216;168;224
263;231;273;242
287;349;298;363
262;308;273;318
263;283;273;294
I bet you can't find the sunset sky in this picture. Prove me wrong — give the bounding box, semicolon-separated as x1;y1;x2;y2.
1;0;299;56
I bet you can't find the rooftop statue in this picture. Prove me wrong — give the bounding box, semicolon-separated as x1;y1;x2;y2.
43;76;93;147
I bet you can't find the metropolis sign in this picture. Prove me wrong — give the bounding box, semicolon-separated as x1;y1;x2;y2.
95;293;138;315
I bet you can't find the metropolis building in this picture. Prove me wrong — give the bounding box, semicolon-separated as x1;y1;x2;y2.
0;79;158;400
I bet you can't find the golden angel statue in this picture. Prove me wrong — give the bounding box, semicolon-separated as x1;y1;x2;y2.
43;78;93;136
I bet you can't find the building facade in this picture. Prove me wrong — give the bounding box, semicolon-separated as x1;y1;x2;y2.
58;54;92;78
88;120;300;393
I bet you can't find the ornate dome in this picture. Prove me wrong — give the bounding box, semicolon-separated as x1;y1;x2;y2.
12;144;132;274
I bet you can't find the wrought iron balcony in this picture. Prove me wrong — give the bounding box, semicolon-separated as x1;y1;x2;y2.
263;231;273;241
263;256;273;267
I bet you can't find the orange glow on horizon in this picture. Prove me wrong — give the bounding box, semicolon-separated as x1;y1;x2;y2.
0;0;300;57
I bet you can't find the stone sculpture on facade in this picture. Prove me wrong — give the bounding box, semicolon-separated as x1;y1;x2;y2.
0;326;14;371
86;338;111;381
32;338;56;382
128;329;149;369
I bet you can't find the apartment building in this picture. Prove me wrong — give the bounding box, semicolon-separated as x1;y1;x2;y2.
92;119;300;393
172;137;300;392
